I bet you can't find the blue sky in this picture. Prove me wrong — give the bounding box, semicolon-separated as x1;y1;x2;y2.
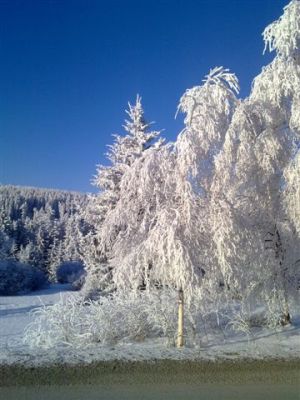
0;0;287;193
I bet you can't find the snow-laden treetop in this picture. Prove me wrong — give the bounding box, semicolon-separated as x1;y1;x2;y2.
177;66;239;130
263;0;300;59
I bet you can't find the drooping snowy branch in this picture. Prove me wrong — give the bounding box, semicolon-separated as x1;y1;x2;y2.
263;0;300;59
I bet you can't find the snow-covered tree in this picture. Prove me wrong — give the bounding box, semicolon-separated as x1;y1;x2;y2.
91;95;162;217
83;96;163;297
0;229;12;260
283;151;300;234
281;150;300;293
211;0;300;323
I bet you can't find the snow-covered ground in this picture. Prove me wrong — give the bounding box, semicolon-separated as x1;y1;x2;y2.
0;285;299;366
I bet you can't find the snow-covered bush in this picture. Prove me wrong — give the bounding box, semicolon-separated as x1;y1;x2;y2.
0;260;47;295
56;261;86;289
24;288;201;349
24;284;294;350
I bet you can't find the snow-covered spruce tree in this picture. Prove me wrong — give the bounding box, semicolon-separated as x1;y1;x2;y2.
211;0;300;325
90;95;162;222
82;96;163;297
0;229;12;260
48;214;84;282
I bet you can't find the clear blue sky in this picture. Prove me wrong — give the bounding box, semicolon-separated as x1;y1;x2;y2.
0;0;287;193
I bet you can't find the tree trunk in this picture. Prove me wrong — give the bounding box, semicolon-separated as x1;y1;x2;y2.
274;228;291;325
177;288;184;348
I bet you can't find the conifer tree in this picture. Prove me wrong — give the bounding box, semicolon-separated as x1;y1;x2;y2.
83;96;163;297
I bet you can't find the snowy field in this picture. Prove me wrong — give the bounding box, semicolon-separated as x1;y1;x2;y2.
0;284;299;366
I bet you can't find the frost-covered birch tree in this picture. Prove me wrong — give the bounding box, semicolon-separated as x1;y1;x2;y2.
211;0;300;323
97;68;239;309
281;150;300;293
